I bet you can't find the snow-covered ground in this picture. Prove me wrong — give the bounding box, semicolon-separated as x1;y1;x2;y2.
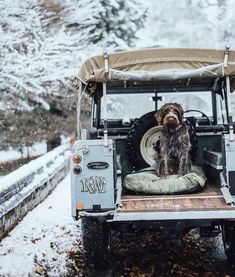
0;141;47;163
0;136;71;164
0;174;80;277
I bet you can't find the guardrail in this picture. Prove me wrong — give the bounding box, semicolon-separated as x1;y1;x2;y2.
0;144;71;240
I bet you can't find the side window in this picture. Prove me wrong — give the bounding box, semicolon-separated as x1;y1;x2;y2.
216;94;227;124
230;92;235;122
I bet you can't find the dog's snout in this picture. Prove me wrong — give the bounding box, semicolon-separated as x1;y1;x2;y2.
168;110;175;118
166;112;177;120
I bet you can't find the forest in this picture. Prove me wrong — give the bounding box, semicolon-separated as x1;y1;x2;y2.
1;0;235;170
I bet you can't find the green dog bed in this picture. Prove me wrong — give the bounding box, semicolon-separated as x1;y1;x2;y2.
123;166;206;194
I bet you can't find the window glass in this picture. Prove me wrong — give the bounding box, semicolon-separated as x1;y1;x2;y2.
101;93;155;119
158;91;212;117
101;91;215;121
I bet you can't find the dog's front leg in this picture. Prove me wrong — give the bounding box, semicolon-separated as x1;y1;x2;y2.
178;151;192;176
157;154;168;177
163;154;169;177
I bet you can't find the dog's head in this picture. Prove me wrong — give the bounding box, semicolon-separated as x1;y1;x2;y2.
155;103;183;128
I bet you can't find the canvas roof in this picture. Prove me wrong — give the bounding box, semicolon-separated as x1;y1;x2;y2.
75;47;235;92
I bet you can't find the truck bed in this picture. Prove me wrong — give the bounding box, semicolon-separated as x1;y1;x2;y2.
120;183;235;212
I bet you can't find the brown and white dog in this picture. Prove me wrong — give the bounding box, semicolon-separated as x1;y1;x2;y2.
154;103;192;177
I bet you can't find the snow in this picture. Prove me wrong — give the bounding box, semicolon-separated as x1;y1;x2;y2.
2;0;235;112
0;174;80;277
2;1;235;274
136;0;235;49
0;144;70;193
0;141;47;163
0;0;146;111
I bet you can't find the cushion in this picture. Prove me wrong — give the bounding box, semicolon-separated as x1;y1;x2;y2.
123;166;206;194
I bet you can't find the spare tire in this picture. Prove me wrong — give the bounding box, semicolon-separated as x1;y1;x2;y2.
127;111;197;171
127;111;160;170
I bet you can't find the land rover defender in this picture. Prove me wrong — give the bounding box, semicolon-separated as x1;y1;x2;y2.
71;47;235;267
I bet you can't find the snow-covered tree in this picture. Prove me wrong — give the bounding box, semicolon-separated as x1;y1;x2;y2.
1;0;79;111
0;0;147;112
64;0;147;48
136;0;235;49
0;0;148;150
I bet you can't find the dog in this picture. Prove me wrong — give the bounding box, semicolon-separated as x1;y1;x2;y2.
154;103;192;177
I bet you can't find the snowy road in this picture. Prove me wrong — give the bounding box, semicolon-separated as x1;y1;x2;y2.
0;174;80;277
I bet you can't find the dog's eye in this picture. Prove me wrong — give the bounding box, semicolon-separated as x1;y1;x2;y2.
163;109;170;117
176;109;182;116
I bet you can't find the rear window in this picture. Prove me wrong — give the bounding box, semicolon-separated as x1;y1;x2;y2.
158;91;213;117
101;91;213;120
101;93;155;120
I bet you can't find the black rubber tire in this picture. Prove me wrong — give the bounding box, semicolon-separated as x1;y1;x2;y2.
81;217;110;269
222;222;235;261
127;111;157;170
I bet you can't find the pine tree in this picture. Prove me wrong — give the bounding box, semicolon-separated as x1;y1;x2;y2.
66;0;147;48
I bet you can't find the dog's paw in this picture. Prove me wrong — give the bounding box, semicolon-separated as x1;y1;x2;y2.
178;167;191;176
158;173;168;179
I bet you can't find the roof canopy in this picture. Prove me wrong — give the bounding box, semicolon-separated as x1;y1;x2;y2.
75;47;235;92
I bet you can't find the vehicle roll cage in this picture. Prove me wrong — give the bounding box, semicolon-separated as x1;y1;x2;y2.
75;47;234;141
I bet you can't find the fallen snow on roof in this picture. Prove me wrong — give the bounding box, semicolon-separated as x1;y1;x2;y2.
0;174;80;277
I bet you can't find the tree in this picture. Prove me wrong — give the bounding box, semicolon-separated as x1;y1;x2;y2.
0;0;148;151
137;0;235;49
64;0;147;49
1;0;80;111
0;0;148;112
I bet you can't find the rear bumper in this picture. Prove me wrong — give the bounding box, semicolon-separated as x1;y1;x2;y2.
108;209;235;222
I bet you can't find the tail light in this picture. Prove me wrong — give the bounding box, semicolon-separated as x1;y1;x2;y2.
73;166;82;175
73;155;82;164
76;202;84;210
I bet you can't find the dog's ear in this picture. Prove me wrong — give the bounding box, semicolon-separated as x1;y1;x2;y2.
173;103;184;124
154;106;164;125
174;103;183;114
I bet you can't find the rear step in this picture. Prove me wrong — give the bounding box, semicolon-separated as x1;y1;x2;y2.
110;209;235;221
